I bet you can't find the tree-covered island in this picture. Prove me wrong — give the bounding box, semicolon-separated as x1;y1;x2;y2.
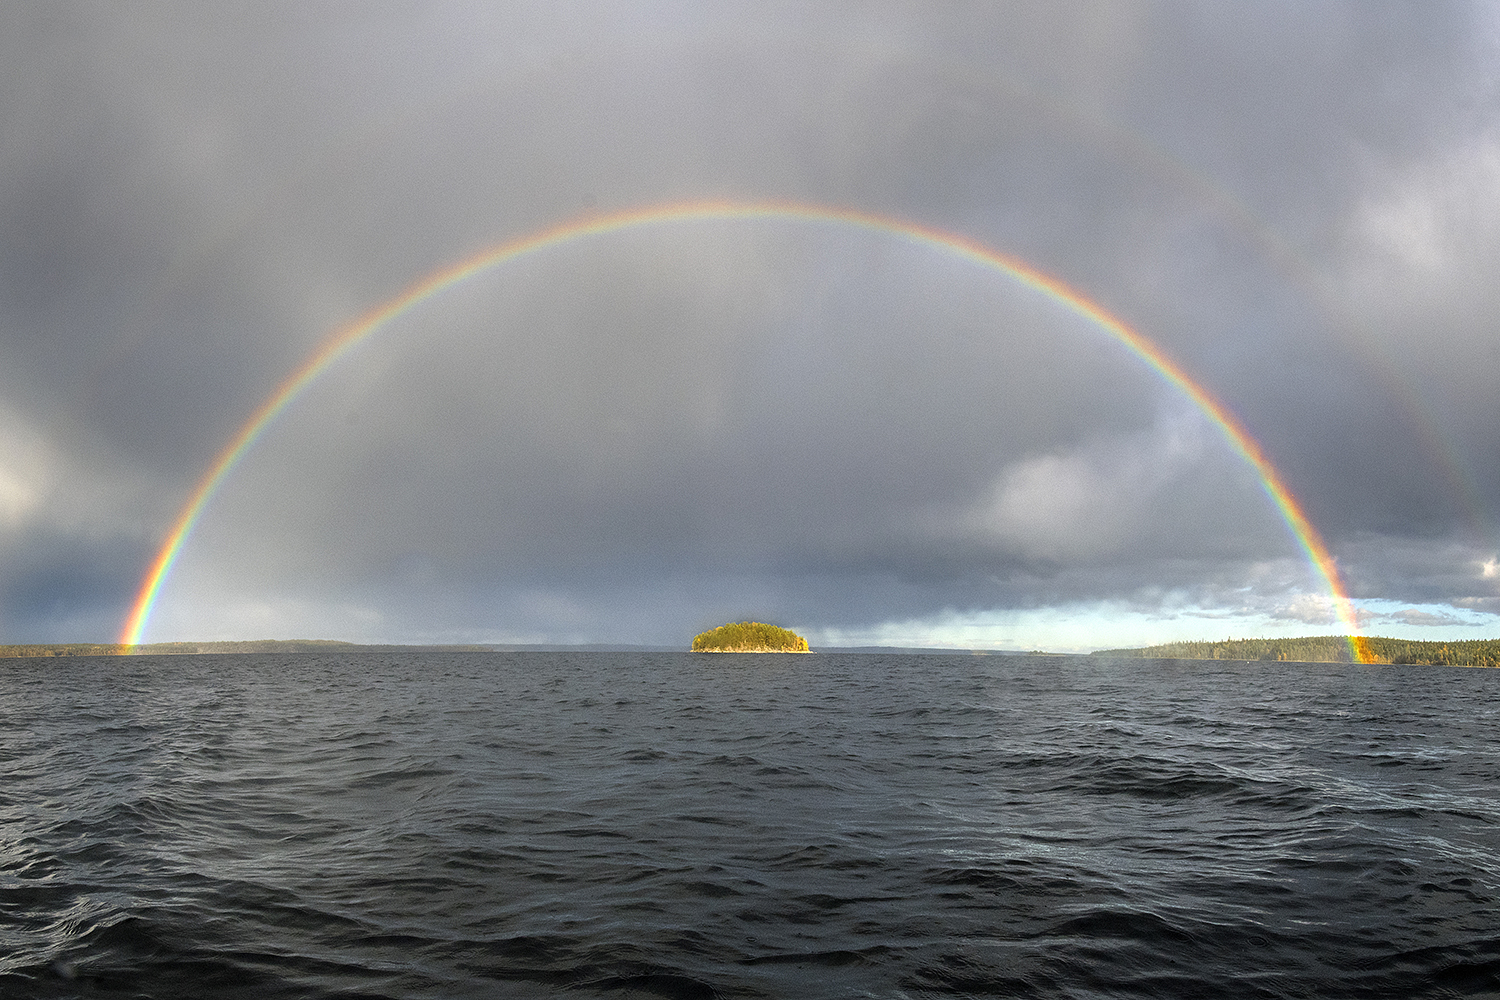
691;621;810;653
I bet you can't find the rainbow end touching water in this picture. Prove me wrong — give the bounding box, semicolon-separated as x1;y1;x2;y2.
118;199;1367;661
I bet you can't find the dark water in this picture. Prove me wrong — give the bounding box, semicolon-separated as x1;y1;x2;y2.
3;652;1499;999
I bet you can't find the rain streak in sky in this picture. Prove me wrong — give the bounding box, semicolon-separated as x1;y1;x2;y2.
3;2;1499;650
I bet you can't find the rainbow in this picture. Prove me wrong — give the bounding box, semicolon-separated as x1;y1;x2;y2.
117;199;1369;660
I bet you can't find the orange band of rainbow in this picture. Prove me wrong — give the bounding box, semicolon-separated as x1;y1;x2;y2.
118;199;1366;660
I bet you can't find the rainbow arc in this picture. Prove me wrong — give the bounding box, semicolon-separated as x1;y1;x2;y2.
118;199;1367;661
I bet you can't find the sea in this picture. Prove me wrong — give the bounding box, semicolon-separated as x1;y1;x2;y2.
2;651;1498;999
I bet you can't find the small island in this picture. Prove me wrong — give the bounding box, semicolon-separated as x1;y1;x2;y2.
692;621;810;653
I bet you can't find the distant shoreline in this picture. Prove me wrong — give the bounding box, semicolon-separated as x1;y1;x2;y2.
1092;634;1500;668
1;639;1033;658
4;635;1494;666
0;639;535;658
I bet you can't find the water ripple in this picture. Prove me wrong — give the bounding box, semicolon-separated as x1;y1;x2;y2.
2;652;1498;997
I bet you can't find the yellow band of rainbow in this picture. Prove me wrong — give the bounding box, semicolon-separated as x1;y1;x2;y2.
118;199;1367;660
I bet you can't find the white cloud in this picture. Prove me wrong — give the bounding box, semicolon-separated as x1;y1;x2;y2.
1351;598;1500;636
1381;608;1467;627
957;406;1215;563
0;399;159;541
809;596;1350;654
1344;131;1500;323
0;404;56;531
1265;592;1341;626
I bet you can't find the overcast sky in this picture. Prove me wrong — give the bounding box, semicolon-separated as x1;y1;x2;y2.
3;2;1498;650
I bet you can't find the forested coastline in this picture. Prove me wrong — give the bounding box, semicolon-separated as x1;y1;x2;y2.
8;634;1494;664
0;640;483;657
1093;635;1500;667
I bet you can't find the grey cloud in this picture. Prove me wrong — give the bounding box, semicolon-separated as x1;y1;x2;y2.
1;2;1497;643
1373;608;1472;628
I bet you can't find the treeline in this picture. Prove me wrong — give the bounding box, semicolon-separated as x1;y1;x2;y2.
0;639;365;658
692;621;810;652
1092;635;1500;667
0;643;130;657
131;639;363;654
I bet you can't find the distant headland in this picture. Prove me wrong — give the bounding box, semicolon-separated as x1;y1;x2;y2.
1092;635;1500;667
6;633;1492;665
691;621;810;653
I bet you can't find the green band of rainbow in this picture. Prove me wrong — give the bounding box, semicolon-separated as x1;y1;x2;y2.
118;199;1367;660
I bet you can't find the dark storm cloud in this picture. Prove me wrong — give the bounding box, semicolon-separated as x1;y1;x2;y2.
2;1;1497;643
0;530;149;642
